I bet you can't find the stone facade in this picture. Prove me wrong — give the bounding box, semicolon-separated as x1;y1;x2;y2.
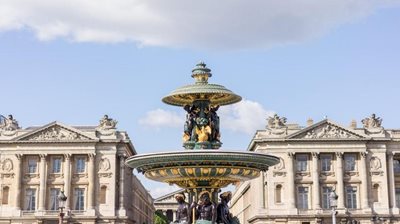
154;189;187;222
231;114;400;224
0;115;154;224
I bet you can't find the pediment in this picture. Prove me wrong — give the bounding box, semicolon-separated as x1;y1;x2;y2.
14;122;97;142
154;189;186;204
286;120;367;140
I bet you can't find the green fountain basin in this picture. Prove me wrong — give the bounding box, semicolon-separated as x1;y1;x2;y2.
125;150;279;189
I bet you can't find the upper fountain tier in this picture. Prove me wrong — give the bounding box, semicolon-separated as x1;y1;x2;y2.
162;61;242;106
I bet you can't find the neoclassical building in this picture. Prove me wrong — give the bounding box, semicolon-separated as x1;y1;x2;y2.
0;115;154;224
154;189;187;222
231;114;400;224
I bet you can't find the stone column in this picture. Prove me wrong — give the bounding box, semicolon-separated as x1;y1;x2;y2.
387;152;398;211
287;152;296;210
38;154;47;211
312;152;321;211
172;209;177;221
14;154;22;210
87;153;96;210
360;152;370;211
118;154;127;215
64;154;71;210
335;152;345;209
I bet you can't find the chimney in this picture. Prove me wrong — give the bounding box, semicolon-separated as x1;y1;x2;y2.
350;119;357;129
307;118;314;126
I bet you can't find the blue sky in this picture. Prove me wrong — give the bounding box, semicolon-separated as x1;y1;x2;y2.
1;1;399;197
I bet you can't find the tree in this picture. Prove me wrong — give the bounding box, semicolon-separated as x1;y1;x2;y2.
154;210;168;224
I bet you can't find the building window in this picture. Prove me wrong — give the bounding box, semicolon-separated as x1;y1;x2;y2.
296;154;308;172
27;158;37;173
25;188;36;211
74;188;85;211
321;154;332;172
346;186;357;209
100;186;107;204
344;154;356;171
275;184;282;203
322;187;333;209
396;188;400;208
2;186;9;204
372;184;379;203
297;186;309;209
76;157;86;173
394;160;400;173
49;188;60;210
52;157;62;173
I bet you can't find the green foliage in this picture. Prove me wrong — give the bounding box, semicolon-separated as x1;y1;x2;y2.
154;210;168;224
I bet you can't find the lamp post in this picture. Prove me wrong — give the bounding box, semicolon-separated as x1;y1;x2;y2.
329;190;338;224
58;190;68;224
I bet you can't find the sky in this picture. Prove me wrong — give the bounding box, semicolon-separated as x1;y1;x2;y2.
1;0;400;198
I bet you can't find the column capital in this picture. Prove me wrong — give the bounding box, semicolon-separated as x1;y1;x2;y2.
312;152;319;159
335;152;343;159
39;154;47;160
360;152;368;158
88;153;96;160
287;152;295;158
64;153;71;160
118;153;128;160
15;154;23;160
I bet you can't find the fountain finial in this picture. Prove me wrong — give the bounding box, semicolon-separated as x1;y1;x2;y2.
192;61;212;84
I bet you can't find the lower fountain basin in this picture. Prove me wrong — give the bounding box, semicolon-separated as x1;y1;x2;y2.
125;150;279;189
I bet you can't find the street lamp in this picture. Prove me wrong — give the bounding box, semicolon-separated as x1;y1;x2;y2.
58;190;68;224
329;190;338;224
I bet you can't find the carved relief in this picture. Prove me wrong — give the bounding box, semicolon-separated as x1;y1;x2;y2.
274;157;285;170
370;156;383;176
99;158;111;171
267;114;287;135
1;158;13;172
23;126;90;141
303;124;359;139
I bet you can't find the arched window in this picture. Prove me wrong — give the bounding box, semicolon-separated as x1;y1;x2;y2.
275;184;282;203
100;186;107;204
2;186;9;204
373;184;379;202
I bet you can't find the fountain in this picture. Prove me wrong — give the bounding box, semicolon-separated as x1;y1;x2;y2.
125;62;280;223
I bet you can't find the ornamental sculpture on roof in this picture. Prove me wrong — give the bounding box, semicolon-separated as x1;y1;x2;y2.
97;114;118;130
362;113;382;129
0;114;20;131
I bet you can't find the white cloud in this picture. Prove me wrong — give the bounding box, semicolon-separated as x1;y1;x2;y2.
138;108;183;129
220;99;274;134
0;0;398;50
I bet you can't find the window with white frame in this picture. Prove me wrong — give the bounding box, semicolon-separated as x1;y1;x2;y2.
296;154;308;172
49;188;60;210
76;157;86;173
346;186;357;209
25;188;36;211
322;186;333;209
52;157;62;173
27;158;37;173
74;188;85;210
321;154;332;172
344;154;356;171
297;186;309;209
